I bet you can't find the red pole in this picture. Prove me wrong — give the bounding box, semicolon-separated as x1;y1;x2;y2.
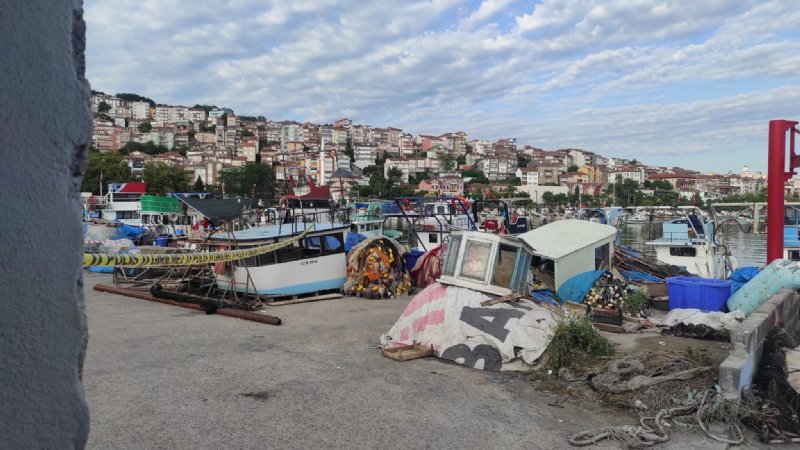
767;120;799;263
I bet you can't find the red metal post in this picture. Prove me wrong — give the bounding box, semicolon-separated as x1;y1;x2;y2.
767;120;799;263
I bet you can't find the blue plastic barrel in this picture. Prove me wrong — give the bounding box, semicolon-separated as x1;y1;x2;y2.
665;276;733;312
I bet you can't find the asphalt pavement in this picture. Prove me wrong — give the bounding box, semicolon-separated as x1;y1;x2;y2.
82;273;755;449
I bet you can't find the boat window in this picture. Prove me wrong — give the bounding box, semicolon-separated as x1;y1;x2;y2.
595;243;610;270
301;237;323;258
429;234;438;244
459;240;492;281
491;244;518;288
323;233;345;255
788;250;800;261
275;242;302;263
442;235;462;276
669;247;697;257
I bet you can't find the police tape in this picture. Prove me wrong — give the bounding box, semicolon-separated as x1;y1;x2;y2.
83;227;312;268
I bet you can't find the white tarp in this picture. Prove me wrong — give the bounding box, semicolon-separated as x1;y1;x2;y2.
380;283;556;371
660;308;745;331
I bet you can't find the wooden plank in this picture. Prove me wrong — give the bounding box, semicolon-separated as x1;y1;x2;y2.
267;293;343;306
382;344;434;362
480;292;522;307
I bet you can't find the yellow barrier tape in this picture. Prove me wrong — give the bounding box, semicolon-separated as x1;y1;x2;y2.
83;227;312;268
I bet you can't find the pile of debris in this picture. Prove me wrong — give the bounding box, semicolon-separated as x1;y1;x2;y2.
614;246;690;282
342;237;412;299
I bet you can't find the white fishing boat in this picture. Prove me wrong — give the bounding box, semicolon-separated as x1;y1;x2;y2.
645;210;737;278
209;219;350;296
83;182;147;225
348;201;384;239
383;197;475;252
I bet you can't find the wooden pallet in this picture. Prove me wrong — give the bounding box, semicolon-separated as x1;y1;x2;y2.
382;344;434;362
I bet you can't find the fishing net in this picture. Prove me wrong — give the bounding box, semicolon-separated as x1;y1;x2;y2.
740;329;800;443
410;242;447;289
342;237;412;299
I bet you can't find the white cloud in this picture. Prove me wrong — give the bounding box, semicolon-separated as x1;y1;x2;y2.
84;0;800;171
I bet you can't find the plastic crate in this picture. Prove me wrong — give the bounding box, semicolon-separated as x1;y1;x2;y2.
665;276;733;312
590;307;623;326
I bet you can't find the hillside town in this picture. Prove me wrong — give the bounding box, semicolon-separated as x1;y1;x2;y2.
90;91;772;206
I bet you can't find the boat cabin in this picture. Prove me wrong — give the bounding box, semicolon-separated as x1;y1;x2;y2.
438;220;618;296
517;220;618;291
438;230;534;296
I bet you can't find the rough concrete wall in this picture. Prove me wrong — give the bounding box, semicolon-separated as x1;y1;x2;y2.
0;1;91;447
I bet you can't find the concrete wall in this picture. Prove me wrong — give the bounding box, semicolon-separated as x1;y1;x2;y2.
0;1;91;447
719;289;800;400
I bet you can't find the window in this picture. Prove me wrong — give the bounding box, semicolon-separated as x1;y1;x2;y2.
595;243;610;270
301;237;323;258
429;234;438;243
323;233;344;255
442;235;462;276
669;247;696;257
276;242;302;262
491;244;518;288
459;240;492;281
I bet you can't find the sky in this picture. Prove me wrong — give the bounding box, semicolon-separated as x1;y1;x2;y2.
85;0;800;173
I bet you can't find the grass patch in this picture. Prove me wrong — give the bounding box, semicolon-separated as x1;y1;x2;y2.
684;346;714;366
547;316;615;372
622;288;649;318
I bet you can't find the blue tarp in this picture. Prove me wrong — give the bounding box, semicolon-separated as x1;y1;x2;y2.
345;232;367;252
620;269;661;283
110;224;145;241
729;266;761;295
556;270;607;304
530;289;557;305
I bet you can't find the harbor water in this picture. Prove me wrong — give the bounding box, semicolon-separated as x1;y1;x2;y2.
620;222;767;268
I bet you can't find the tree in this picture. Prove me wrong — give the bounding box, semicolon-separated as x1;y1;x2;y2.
81;151;132;194
462;168;489;185
567;165;579;173
143;162;189;196
344;137;355;162
218;163;276;200
242;130;254;137
193;176;205;192
116;93;155;106
97;101;111;113
137;122;153;133
438;153;456;172
517;153;531;169
174;145;188;156
541;191;555;204
456;154;467;165
119;141;169;155
192;104;218;114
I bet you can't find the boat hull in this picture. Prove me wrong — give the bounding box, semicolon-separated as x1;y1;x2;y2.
216;253;346;295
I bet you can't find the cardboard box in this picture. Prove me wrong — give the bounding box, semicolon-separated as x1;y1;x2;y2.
644;282;668;298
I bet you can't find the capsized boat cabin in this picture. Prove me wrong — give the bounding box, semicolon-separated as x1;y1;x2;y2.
437;220;618;296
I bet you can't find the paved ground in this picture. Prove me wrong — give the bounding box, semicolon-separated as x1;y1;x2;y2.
83;273;757;449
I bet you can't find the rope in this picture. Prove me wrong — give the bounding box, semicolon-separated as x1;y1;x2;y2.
568;389;744;447
83;226;312;268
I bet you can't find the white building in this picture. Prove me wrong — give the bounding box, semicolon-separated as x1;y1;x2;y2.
479;156;517;181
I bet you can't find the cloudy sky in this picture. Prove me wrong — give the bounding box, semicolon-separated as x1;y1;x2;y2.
85;0;799;172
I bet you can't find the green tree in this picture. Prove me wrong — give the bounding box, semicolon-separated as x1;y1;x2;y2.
604;176;643;207
517;153;531;169
218;163;276;200
438;153;456;172
116;93;155;106
456;154;467;165
143;162;189;196
192;104;218;114
541;191;555;204
119;141;169;155
462;168;489;185
81;151;132;194
567;165;579;173
98;101;111;113
242;130;254;137
344;137;355;162
137;122;153;133
193;176;206;192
